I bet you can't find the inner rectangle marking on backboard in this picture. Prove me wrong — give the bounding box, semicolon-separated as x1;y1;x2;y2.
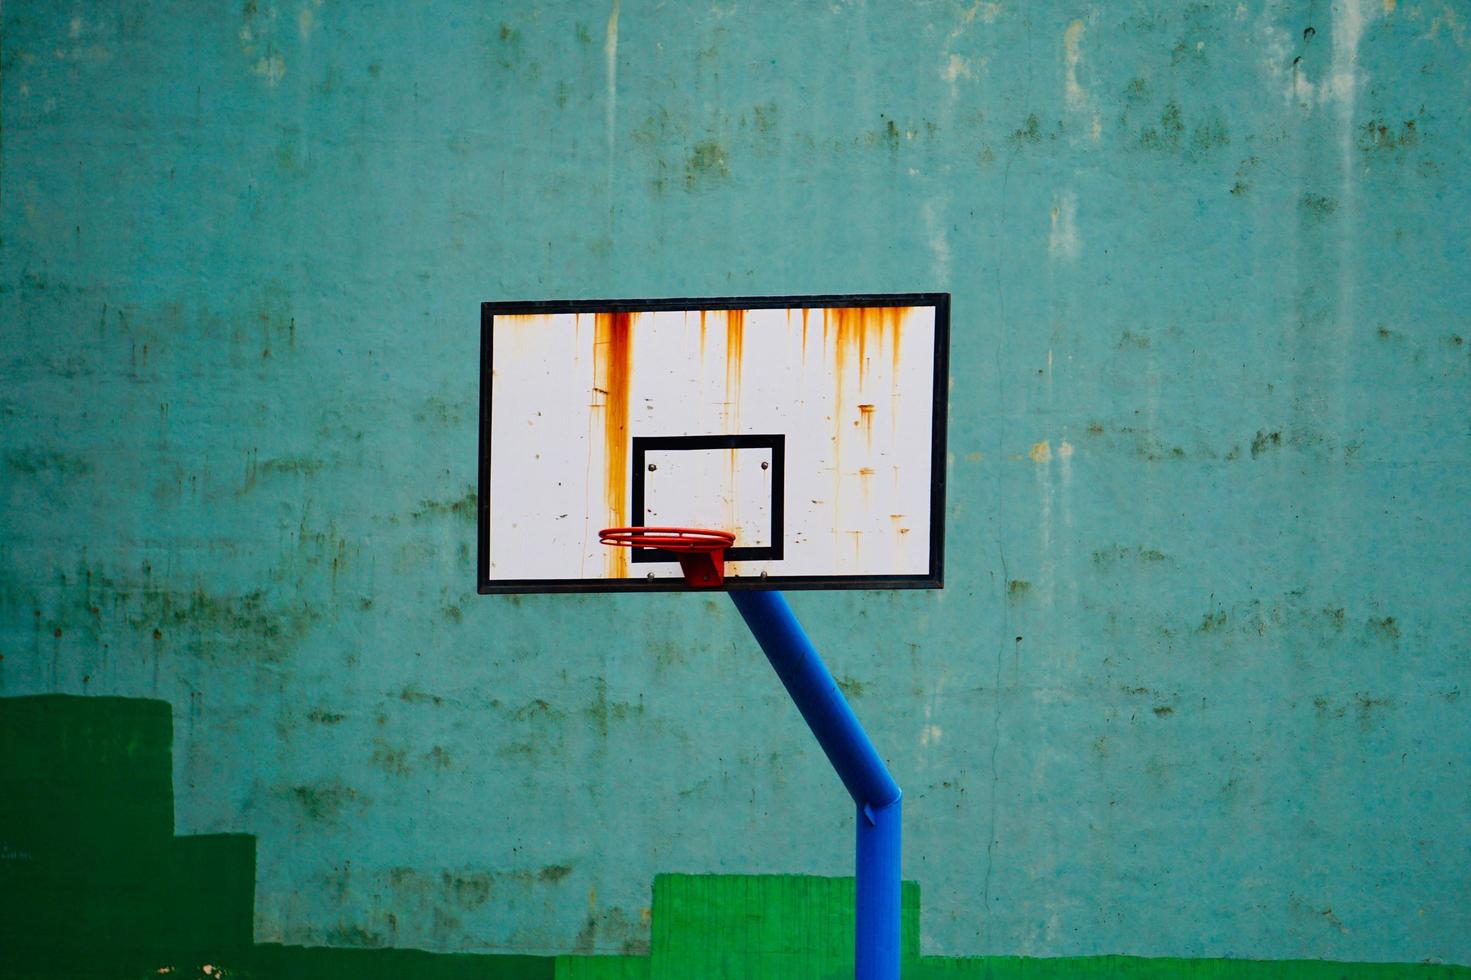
644;447;771;548
631;434;785;563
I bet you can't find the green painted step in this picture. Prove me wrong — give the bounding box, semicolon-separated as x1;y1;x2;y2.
555;955;653;980
650;873;920;979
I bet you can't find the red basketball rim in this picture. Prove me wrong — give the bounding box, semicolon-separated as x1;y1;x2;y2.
599;526;736;552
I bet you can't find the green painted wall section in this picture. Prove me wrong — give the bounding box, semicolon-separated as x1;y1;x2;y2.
0;696;255;975
0;695;552;979
647;874;921;977
3;0;1469;970
556;955;653;980
5;695;1468;980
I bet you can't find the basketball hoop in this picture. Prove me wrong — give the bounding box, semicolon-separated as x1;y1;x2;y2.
599;526;737;587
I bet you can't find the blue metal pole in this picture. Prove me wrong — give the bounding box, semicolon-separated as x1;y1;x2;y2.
856;796;903;978
728;589;902;980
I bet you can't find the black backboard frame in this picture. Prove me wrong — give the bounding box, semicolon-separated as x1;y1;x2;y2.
477;292;950;594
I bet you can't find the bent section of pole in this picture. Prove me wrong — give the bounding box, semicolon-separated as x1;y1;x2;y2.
728;590;901;809
729;589;901;980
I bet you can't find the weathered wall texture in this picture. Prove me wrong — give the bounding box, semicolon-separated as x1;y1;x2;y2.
2;0;1468;970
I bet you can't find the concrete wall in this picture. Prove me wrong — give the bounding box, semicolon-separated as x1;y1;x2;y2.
2;0;1468;969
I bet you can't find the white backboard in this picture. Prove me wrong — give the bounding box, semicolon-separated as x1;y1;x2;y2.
478;294;948;592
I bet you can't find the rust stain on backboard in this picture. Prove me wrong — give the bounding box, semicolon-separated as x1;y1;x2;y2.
497;313;547;363
594;312;633;576
828;307;907;386
825;307;912;544
826;307;910;404
889;308;903;377
726;447;738;535
724;309;745;431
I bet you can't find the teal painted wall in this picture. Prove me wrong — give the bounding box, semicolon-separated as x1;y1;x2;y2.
2;0;1468;969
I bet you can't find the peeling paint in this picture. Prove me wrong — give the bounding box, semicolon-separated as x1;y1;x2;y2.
1063;20;1087;111
252;52;286;85
605;0;621;156
1048;190;1080;260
